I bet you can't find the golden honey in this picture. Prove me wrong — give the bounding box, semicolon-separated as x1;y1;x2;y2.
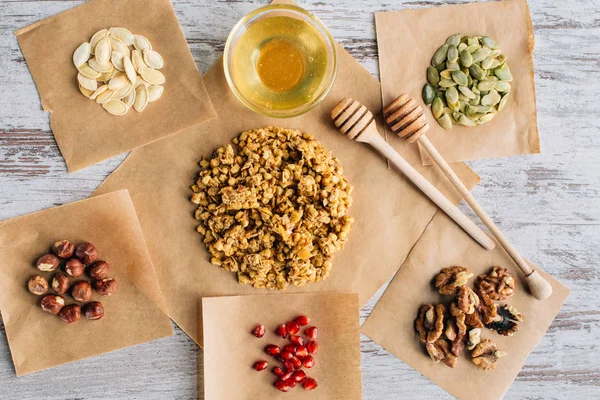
229;15;329;112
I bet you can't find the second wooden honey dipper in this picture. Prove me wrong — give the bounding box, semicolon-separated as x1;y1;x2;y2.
331;98;495;251
383;93;553;301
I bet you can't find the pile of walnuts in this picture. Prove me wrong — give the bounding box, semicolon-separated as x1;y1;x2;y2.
414;266;524;370
191;126;354;290
27;240;118;324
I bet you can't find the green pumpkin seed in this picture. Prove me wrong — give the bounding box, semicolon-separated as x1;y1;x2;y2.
432;97;444;119
480;36;499;49
495;81;511;92
446;60;460;71
432;44;449;66
481;89;501;106
467;37;478;46
477;80;497;91
439;79;457;88
427;66;440;86
498;94;509;111
447;45;459;62
452;70;469;86
477;105;492;113
446;34;461;47
478;113;496;124
497;54;507;63
458;85;476;99
465;104;478;116
458;115;477;127
459;49;473;67
437;114;453;130
422;84;436;105
453;112;464;122
494;65;513;81
490;59;502;69
481;57;494;70
458;43;468;52
472;47;491;63
435;90;444;99
469;64;485;80
467;44;481;53
470;94;481;106
448;100;460;112
445;86;459;105
440;70;452;79
489;49;502;58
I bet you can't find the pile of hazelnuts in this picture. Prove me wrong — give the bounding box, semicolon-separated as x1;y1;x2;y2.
27;240;118;324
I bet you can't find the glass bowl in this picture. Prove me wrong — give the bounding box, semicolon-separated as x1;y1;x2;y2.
223;4;338;118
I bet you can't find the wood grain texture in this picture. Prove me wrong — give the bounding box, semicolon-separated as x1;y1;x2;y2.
1;0;599;398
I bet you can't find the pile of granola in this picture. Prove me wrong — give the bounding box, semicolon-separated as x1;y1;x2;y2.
415;266;523;370
191;126;354;290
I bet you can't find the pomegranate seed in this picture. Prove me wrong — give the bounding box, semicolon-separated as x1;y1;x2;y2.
280;371;294;381
286;321;300;335
303;377;318;390
272;366;284;377
305;326;318;340
307;340;319;354
291;356;302;369
253;360;268;371
295;315;310;326
282;360;294;372
280;351;293;360
285;378;297;388
291;370;307;383
252;324;266;338
275;324;288;338
284;344;297;354
265;344;281;356
295;345;308;359
289;335;305;346
303;355;315;368
275;380;291;392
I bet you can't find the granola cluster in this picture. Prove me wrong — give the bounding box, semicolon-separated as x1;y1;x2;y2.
415;265;524;370
191;126;354;290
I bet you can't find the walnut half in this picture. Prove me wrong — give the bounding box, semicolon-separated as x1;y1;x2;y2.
471;339;507;371
415;304;445;344
487;304;524;336
426;338;457;368
477;266;516;300
434;266;474;295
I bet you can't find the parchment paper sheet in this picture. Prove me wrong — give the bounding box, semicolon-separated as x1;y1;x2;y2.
94;0;480;347
15;0;216;173
202;293;361;400
376;0;540;165
0;190;173;376
362;211;570;399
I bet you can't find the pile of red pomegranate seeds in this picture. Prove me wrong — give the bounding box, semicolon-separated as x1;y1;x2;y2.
251;315;319;392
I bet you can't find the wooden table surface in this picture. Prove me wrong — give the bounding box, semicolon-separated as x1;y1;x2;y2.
1;0;598;398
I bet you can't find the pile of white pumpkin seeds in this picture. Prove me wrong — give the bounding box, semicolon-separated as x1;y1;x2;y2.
423;34;512;130
73;27;165;116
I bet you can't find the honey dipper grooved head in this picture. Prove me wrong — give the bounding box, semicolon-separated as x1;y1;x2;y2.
331;98;375;141
383;94;430;143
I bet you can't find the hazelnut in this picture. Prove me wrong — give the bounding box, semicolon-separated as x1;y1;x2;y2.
75;242;98;264
36;253;60;272
59;304;81;323
65;258;85;277
51;272;71;295
28;275;49;295
71;281;93;302
88;260;110;280
82;301;105;320
94;278;118;296
41;294;65;315
52;240;75;259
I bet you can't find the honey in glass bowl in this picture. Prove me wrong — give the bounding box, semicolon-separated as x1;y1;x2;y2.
224;5;338;118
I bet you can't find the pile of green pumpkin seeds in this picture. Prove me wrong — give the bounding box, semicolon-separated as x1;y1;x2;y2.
423;34;512;130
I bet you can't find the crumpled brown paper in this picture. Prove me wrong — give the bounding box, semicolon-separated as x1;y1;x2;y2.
93;0;481;347
202;293;361;400
0;190;173;376
376;0;540;165
15;0;216;173
362;211;570;399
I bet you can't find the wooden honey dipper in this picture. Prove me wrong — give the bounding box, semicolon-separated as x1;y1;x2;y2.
383;93;553;301
331;98;495;252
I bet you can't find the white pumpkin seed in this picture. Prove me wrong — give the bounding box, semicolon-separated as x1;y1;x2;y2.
123;56;137;85
110;36;130;58
148;85;164;102
108;73;129;91
90;84;108;100
143;49;164;69
102;99;128;116
133;34;151;52
90;29;108;54
77;63;101;79
139;67;165;85
109;27;134;46
98;68;117;82
131;50;148;72
79;84;94;98
114;81;133;100
78;73;98;91
89;57;114;72
73;42;91;68
111;51;125;71
134;84;149;112
95;37;111;65
123;89;136;109
96;89;115;104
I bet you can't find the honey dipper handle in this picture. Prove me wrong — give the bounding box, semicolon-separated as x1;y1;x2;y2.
364;133;496;251
417;136;553;300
